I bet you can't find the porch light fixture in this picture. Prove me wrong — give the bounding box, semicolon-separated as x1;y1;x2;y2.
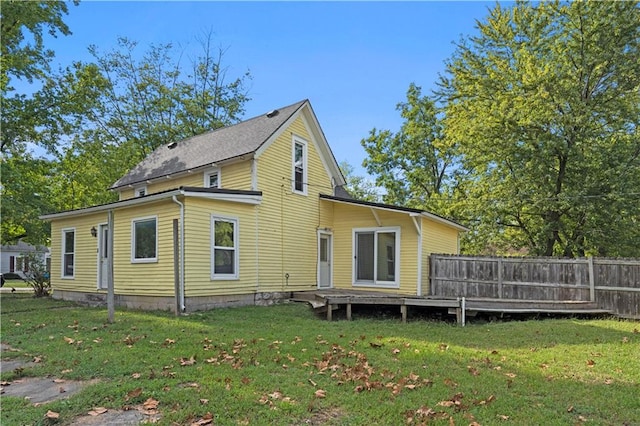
90;226;97;238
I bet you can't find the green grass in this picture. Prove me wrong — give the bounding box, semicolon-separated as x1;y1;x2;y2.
1;294;639;425
2;279;30;289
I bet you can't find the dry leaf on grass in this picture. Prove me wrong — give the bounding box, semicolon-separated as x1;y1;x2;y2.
88;407;108;416
314;389;327;398
45;410;60;419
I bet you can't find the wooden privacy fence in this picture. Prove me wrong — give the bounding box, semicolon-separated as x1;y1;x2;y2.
430;255;640;319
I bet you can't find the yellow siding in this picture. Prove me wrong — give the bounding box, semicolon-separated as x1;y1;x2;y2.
117;160;252;201
112;200;180;296
182;197;258;296
421;218;460;295
330;203;419;295
255;116;334;292
148;174;201;194
221;160;252;190
50;213;108;292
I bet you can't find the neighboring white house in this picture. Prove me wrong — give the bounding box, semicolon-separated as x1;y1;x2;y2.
1;241;50;279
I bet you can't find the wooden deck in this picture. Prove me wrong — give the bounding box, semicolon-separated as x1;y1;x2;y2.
291;289;611;326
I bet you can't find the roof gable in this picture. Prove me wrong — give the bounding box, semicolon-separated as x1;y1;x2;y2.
111;100;308;190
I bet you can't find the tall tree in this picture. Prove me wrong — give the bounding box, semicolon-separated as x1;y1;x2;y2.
1;1;77;244
41;34;252;212
437;1;640;256
361;83;460;211
338;161;381;202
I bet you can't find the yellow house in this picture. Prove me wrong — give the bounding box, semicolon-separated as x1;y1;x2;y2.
41;100;466;312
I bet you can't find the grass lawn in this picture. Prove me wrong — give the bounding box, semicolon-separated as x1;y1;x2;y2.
1;294;639;425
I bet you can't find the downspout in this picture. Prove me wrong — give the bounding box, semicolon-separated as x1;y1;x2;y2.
172;195;185;312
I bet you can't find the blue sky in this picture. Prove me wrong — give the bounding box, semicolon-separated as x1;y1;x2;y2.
42;1;495;175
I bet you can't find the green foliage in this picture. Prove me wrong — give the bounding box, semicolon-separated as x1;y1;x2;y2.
0;152;53;244
362;84;460;211
363;1;640;257
0;0;76;92
1;300;639;425
22;251;51;297
338;161;380;202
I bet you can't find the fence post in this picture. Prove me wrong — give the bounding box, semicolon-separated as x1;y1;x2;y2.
497;257;503;299
588;257;595;302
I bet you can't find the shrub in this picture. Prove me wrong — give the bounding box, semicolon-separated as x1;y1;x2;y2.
23;252;51;297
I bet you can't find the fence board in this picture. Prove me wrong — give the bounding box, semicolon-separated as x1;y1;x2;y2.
430;255;640;318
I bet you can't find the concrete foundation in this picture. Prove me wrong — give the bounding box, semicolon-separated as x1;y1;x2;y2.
52;289;293;313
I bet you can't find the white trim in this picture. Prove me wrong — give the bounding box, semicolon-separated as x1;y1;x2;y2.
211;215;239;280
186;191;262;205
292;135;308;195
40;189;261;220
203;167;221;188
352;226;401;289
416;219;423;296
61;228;76;279
317;230;333;289
131;216;158;263
134;185;147;197
251;158;258;191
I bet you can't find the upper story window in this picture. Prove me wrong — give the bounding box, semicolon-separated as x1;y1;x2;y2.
62;228;75;278
204;168;220;189
131;216;158;263
134;186;147;197
292;137;308;195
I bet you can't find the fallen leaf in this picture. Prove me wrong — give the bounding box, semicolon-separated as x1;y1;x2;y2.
314;389;326;398
88;407;108;416
64;336;75;344
586;359;595;367
392;348;401;355
33;356;42;363
45;410;60;419
439;343;449;351
61;369;73;374
126;387;142;400
498;414;510;420
191;412;214;425
131;373;141;379
567;405;574;413
143;397;159;410
200;398;209;404
53;379;65;384
180;356;197;366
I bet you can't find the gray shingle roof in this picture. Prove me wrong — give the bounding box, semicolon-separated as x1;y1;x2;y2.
111;100;307;189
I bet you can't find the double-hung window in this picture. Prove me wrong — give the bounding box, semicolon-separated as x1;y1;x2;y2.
62;228;75;278
292;137;307;195
353;227;400;287
132;216;158;263
211;216;238;279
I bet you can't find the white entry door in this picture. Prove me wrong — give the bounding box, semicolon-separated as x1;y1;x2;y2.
98;224;109;289
318;233;332;289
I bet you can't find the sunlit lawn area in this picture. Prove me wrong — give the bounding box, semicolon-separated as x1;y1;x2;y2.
1;294;638;425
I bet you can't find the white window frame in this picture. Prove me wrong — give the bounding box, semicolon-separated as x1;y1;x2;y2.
134;185;147;197
204;168;221;189
61;228;76;279
291;136;308;195
352;226;401;288
211;215;239;280
131;216;158;263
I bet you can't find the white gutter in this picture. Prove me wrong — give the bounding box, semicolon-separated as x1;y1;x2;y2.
172;195;186;312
